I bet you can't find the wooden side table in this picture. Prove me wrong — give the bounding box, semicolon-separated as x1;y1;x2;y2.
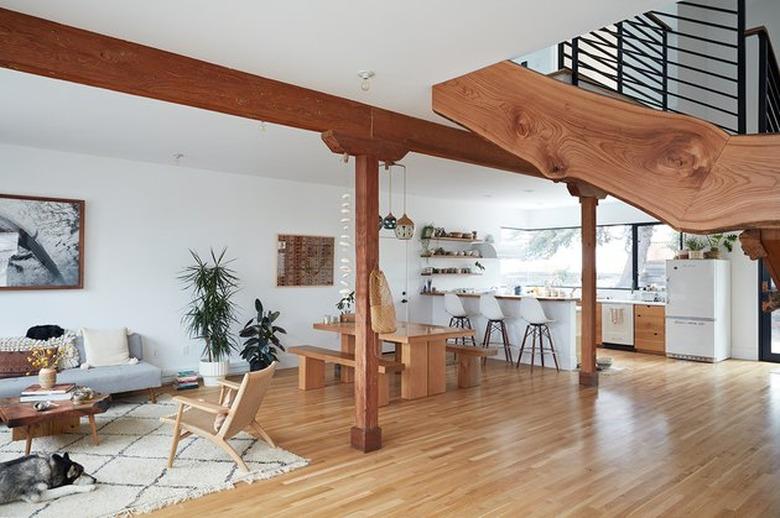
0;394;111;454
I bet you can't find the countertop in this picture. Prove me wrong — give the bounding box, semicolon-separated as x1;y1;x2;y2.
421;292;579;302
422;292;666;306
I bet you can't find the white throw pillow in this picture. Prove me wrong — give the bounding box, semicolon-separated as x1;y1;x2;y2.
81;328;130;367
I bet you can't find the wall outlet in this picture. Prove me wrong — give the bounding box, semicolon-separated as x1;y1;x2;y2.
153;350;159;358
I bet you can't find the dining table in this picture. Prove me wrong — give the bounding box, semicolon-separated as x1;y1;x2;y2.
312;321;475;400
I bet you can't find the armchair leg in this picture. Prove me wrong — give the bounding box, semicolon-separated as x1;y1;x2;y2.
148;388;157;404
167;404;184;468
218;438;249;473
250;420;276;448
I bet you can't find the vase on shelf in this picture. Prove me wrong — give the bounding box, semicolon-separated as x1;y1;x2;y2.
38;367;57;390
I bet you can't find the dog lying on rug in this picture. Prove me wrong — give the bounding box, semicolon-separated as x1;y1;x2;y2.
0;453;96;504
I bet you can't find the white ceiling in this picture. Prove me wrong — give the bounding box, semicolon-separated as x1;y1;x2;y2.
0;0;671;207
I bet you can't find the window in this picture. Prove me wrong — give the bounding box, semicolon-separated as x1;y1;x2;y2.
499;223;680;290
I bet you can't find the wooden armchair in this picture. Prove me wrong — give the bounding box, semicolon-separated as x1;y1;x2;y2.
161;362;276;473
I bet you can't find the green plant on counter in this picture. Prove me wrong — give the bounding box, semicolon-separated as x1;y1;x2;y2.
706;233;738;253
336;290;355;314
685;237;705;251
474;261;486;272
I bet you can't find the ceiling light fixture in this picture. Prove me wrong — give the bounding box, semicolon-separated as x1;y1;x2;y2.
394;163;415;240
382;163;397;230
358;70;375;91
173;153;184;164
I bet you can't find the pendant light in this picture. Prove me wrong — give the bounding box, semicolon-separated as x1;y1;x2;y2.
382;163;397;230
394;163;415;240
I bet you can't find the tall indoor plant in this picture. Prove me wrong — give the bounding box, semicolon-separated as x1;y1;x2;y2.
180;248;239;386
239;298;286;371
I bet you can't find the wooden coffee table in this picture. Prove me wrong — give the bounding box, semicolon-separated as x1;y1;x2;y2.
0;394;111;454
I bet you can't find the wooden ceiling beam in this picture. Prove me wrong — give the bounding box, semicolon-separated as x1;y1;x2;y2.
0;7;537;176
321;131;408;163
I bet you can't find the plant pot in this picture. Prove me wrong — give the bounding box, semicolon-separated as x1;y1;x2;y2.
340;312;355;323
689;250;705;259
199;360;230;387
675;250;689;260
38;367;57;390
248;359;270;372
706;248;721;259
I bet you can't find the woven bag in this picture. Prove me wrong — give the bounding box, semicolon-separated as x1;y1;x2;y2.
369;269;397;333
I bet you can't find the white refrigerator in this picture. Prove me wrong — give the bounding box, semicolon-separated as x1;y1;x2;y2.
665;259;731;362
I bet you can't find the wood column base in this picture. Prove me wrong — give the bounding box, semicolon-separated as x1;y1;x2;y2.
350;426;382;452
579;371;599;387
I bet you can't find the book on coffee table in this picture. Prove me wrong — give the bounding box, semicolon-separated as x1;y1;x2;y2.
21;383;76;396
20;393;74;402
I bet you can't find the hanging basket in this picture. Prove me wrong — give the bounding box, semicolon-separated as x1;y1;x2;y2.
369;269;397;333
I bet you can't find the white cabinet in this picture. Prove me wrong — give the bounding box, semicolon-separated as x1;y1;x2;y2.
601;303;634;346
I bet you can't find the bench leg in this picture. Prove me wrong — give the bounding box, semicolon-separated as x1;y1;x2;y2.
378;372;390;407
298;357;326;390
458;355;482;389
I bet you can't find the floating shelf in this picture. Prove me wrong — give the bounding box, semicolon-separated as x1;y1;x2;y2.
421;255;483;260
426;237;483;244
420;273;483;276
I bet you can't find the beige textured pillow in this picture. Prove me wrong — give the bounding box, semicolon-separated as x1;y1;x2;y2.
81;328;130;367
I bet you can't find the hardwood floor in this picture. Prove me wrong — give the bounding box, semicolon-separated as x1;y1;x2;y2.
152;352;780;517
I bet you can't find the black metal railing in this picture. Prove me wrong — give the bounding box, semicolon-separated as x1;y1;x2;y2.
748;26;780;133
558;0;748;135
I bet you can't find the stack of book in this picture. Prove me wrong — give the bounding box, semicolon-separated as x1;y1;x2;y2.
20;383;76;402
175;371;199;390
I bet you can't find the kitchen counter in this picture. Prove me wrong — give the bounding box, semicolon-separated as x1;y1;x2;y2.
422;292;579;302
598;299;666;307
419;291;578;371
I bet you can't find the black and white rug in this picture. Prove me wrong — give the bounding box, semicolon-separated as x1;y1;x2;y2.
0;394;308;517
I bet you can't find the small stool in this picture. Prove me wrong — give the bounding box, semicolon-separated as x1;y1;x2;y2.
516;298;559;371
444;292;476;346
479;294;513;364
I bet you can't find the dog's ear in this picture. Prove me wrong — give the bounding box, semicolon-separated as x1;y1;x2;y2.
51;453;63;462
63;452;70;462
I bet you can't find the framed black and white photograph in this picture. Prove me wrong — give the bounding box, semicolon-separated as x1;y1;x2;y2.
0;194;85;290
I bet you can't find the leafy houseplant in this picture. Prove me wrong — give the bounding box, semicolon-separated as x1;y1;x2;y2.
180;248;239;386
336;290;355;322
239;299;286;371
685;237;706;259
705;233;738;259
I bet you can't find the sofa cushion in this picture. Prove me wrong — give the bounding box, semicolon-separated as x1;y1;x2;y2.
81;328;130;367
74;333;143;362
0;361;163;398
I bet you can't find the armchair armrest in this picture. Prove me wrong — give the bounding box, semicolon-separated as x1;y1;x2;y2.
217;379;241;391
172;395;229;414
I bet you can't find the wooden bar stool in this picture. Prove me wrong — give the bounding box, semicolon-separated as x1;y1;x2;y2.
516;298;559;371
479;294;513;364
444;292;476;346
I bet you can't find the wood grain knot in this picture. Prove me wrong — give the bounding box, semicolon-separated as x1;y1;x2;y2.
655;134;712;180
511;109;530;138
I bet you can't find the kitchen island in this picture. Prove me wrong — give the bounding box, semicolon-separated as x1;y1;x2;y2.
419;292;579;371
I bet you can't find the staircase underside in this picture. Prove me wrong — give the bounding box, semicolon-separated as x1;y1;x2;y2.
433;61;780;290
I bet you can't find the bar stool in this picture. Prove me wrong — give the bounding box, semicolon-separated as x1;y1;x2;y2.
516;298;559;371
479;294;513;364
444;293;476;346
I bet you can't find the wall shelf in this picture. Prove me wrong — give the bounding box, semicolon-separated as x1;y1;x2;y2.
421;273;483;276
421;255;483;260
426;237;483;244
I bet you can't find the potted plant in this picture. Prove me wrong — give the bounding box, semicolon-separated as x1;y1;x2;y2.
685;237;706;259
239;298;286;371
705;233;738;259
27;346;64;389
336;290;355;322
180;248;239;386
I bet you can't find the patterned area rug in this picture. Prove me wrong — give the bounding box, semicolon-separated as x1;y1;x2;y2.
0;394;308;517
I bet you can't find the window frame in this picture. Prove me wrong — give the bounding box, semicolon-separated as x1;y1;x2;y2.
499;222;683;291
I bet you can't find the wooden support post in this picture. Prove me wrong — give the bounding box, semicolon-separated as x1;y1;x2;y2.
350;154;382;452
579;196;599;387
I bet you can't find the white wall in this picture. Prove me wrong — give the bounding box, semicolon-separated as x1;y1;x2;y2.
0;143;530;376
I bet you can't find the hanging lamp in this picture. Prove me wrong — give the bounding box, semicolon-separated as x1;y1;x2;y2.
394;163;415;240
382;163;397;230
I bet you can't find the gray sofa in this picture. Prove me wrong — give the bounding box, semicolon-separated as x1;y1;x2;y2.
0;333;162;398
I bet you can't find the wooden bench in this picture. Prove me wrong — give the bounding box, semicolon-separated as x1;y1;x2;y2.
289;346;404;406
446;344;497;388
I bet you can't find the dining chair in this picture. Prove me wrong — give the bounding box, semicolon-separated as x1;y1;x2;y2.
161;362;277;473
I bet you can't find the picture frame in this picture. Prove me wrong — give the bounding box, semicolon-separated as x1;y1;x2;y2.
276;234;334;287
0;193;85;290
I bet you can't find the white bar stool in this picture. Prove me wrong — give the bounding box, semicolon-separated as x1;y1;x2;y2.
444;293;476;346
516;297;559;371
479;294;513;364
